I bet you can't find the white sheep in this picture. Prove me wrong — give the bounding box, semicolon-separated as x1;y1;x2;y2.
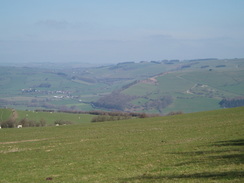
17;125;22;128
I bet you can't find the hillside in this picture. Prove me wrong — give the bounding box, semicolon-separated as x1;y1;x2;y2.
0;107;243;182
0;108;12;121
121;65;244;114
0;58;244;114
91;59;244;114
0;108;95;126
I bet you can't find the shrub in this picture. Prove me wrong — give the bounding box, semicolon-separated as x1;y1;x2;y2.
219;98;244;108
19;118;39;127
39;119;47;127
139;113;148;118
54;120;73;126
91;115;131;122
0;118;17;128
167;111;183;116
0;117;47;128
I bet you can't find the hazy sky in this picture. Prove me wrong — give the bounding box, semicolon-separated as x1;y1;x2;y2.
1;0;244;64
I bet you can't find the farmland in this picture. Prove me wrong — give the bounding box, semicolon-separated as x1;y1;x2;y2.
0;108;95;126
0;107;243;182
0;58;244;114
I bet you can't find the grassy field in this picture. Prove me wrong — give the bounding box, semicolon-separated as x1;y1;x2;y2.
16;110;94;125
0;108;95;125
0;107;243;182
0;108;12;121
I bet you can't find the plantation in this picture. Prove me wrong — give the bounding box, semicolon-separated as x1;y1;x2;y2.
0;107;243;182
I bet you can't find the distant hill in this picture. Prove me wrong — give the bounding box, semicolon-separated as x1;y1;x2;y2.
92;59;244;114
0;58;244;114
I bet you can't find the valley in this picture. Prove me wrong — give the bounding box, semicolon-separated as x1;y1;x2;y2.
0;58;244;114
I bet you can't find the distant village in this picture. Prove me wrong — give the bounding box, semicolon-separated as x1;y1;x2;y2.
21;88;79;100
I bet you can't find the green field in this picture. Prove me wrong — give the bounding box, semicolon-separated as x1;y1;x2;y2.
0;108;12;121
0;107;243;182
1;58;244;113
0;108;95;125
16;110;94;125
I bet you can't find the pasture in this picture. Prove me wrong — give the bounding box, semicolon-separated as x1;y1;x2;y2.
16;110;94;125
0;107;243;182
0;108;95;126
1;59;244;113
0;109;12;121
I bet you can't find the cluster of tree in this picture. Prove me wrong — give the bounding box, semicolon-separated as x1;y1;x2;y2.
0;118;46;128
34;109;157;122
92;91;136;111
38;83;51;88
144;96;173;113
121;80;139;90
91;112;157;122
54;119;73;125
150;61;161;64
91;115;131;122
219;97;244;108
166;111;183;116
109;62;136;71
56;109;155;118
189;58;218;62
0;117;74;128
216;65;226;68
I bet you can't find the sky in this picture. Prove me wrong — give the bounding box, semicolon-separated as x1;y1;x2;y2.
0;0;244;64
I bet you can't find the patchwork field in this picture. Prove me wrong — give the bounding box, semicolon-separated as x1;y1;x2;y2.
0;58;244;114
0;107;243;182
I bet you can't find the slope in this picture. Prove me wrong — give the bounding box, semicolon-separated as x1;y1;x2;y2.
121;59;244;114
0;107;243;182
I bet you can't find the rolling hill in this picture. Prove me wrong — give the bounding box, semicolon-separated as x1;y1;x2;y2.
0;58;244;114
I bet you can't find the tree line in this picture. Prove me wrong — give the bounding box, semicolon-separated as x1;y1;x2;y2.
219;97;244;108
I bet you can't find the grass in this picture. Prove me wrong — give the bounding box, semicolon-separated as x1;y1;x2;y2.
0;108;94;125
16;110;94;125
163;97;220;114
0;107;243;182
0;108;12;121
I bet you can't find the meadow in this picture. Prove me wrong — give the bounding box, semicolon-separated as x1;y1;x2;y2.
17;110;94;125
0;107;243;182
0;108;95;126
0;109;12;121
